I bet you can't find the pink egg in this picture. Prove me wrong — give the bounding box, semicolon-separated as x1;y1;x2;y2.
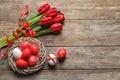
28;55;38;66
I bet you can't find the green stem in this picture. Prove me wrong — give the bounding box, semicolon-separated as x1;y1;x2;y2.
35;29;52;37
32;25;42;32
0;14;43;42
29;14;44;26
0;13;45;48
0;14;44;43
0;33;23;48
26;12;40;21
0;25;43;48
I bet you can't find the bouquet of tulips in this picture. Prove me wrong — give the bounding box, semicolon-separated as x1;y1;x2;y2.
0;3;65;48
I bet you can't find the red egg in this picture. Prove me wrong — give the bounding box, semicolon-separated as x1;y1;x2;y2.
57;48;67;60
28;55;38;66
22;48;31;60
16;59;28;68
30;44;39;55
19;41;30;50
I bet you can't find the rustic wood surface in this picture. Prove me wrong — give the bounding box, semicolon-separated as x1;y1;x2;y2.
0;0;120;80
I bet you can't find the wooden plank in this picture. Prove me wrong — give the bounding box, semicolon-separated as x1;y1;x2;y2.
0;70;120;80
0;20;120;46
1;0;120;7
0;0;120;20
1;47;120;70
44;47;120;70
38;19;120;46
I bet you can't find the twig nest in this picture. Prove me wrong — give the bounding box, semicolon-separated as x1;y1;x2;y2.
8;37;46;74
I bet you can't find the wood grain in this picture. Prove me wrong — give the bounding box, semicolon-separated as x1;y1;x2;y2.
1;47;120;71
0;0;120;79
0;20;120;46
0;70;120;80
1;0;120;6
0;0;120;21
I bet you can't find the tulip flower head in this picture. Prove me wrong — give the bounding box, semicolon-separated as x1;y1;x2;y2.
53;13;65;23
0;3;65;50
40;17;53;25
45;8;58;17
38;3;50;14
50;23;63;32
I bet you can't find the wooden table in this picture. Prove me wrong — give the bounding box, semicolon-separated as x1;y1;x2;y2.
0;0;120;80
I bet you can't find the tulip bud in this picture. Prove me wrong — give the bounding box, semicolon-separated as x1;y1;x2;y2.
40;17;53;25
45;8;57;17
38;3;50;14
53;13;65;23
50;23;62;32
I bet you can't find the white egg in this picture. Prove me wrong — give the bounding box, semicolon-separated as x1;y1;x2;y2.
13;47;22;59
47;54;57;66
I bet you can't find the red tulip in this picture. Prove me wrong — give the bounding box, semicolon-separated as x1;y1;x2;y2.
40;17;53;25
53;13;65;23
38;3;50;14
50;23;62;32
28;55;38;66
45;8;57;17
